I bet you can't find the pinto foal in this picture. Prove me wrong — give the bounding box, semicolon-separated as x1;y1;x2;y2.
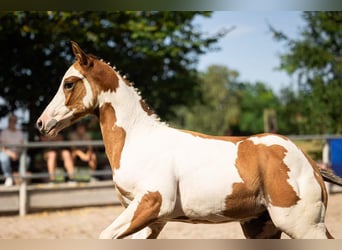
37;42;340;239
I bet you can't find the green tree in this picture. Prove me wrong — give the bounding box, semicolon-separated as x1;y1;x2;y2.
239;82;281;134
277;87;304;134
270;12;342;134
0;11;226;136
173;65;281;135
173;65;241;135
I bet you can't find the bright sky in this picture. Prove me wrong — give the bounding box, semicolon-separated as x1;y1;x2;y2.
194;11;305;93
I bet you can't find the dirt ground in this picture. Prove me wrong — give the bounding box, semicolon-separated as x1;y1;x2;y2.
1;191;342;239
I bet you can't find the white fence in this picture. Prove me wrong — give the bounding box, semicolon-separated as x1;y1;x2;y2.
0;140;117;216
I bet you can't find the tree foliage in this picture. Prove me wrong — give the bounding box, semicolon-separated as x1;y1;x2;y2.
238;82;280;134
173;65;281;135
270;12;342;134
173;65;241;135
0;11;226;135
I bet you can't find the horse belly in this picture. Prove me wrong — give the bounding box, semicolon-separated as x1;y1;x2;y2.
174;154;264;222
175;164;244;222
176;179;264;223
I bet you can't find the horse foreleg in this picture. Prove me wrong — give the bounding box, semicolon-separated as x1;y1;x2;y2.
99;191;163;239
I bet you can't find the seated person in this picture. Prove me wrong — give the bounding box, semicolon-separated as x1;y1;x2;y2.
40;133;75;183
0;114;24;187
69;122;97;180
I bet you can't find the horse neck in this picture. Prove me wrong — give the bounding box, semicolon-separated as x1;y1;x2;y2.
97;72;163;139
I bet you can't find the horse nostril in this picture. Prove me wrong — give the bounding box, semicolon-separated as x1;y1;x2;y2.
36;119;43;131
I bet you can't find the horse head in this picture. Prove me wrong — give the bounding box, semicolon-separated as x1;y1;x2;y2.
36;41;118;136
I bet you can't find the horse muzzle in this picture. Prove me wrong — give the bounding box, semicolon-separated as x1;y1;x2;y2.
36;117;58;136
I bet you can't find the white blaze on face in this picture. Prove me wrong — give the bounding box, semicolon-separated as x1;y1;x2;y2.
42;75;69;122
82;76;94;108
38;65;90;137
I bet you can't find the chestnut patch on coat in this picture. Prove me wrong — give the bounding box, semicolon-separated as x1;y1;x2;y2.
99;103;126;171
120;191;162;238
257;142;300;207
224;139;264;219
224;138;300;219
122;77;132;86
63;76;92;122
74;57;119;92
233;139;300;208
140;99;154;116
64;76;86;108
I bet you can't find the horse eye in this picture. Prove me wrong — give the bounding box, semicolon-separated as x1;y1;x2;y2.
64;82;74;90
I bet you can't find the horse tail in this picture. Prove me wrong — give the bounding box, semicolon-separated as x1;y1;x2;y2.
319;168;342;186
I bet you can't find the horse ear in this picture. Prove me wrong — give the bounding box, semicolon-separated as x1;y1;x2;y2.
71;41;90;66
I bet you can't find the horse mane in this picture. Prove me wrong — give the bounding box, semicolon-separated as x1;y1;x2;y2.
102;59;167;126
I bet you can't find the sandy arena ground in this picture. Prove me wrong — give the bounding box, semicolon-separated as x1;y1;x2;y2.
1;191;342;239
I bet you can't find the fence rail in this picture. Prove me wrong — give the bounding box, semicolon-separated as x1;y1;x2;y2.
287;134;342;140
0;140;115;215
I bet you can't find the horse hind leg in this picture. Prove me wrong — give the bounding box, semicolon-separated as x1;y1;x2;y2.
267;202;332;239
240;210;282;239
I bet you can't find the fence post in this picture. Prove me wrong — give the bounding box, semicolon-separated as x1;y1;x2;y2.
322;141;331;193
19;144;28;216
322;141;330;166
